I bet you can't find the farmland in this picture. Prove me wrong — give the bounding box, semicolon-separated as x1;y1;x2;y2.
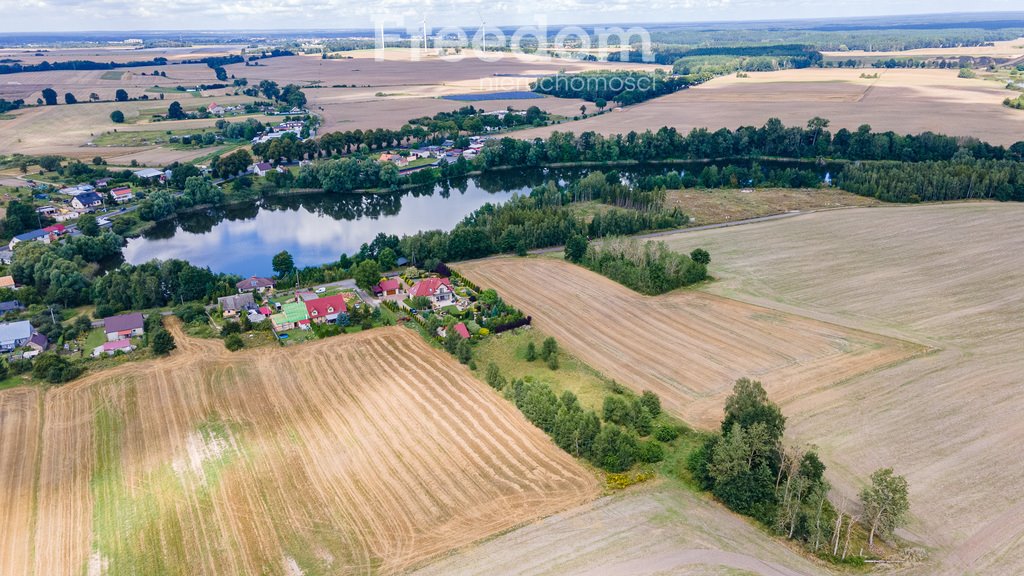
0;321;598;576
412;481;833;576
512;67;1024;146
461;202;1024;575
458;256;921;429
659;203;1024;576
665;187;883;225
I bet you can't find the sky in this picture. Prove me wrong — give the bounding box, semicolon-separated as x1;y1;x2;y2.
0;0;1022;32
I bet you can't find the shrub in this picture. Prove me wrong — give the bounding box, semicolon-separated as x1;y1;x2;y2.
151;329;176;355
32;353;82;383
110;110;125;123
224;333;244;351
546;353;559;371
654;424;680;442
525;341;537;361
640;390;662;417
637;440;665;463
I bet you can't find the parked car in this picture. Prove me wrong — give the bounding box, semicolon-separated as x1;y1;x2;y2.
315;287;326;294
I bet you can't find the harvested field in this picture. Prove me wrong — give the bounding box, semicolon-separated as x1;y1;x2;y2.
458;257;921;429
666;187;882;225
0;95;256;160
512;68;1024;146
652;203;1024;575
412;481;833;576
0;321;598;576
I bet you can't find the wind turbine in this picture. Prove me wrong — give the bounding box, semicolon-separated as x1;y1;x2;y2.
421;15;430;55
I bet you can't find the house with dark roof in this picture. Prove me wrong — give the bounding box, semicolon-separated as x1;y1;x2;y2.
218;293;255;317
304;295;347;324
27;333;48;352
0;300;24;315
409;277;454;305
236;276;276;293
71;192;103;211
104;312;145;342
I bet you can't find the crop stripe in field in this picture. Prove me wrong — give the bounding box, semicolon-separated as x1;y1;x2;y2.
375;334;588;488
364;335;537;495
4;323;598;576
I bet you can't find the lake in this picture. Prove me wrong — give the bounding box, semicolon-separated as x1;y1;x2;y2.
123;180;529;276
123;160;835;276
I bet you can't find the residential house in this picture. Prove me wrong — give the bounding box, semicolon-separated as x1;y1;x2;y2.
0;300;24;315
94;178;111;189
218;293;255;317
378;153;409;167
110;186;133;203
0;276;15;289
251;162;275;177
270;302;309;332
373;278;402;297
236;276;275;293
207;102;226;115
104;312;145;342
43;224;66;237
71;192;103;211
0;249;11;265
94;339;134;357
0;320;32;351
36;206;57;216
8;229;48;250
246;309;267;324
304;295;347;324
409;277;454;305
27;333;48;352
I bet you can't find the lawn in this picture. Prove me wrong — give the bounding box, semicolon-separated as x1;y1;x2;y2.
470;327;703;482
83;327;106;351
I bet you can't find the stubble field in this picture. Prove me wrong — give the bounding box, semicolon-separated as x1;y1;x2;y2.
658;203;1024;576
0;321;598;576
458;257;921;429
512;68;1024;146
462;202;1024;575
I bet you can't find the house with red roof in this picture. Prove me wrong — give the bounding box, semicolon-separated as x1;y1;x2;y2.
373;278;402;297
304;295;348;324
409;277;453;305
110;186;133;203
93;338;135;357
453;322;470;339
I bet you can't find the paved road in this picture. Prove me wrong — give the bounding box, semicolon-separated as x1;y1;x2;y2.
529;210;806;255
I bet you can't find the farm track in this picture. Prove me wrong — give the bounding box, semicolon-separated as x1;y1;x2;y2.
0;320;598;575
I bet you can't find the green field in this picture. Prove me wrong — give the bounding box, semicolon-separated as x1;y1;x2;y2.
94;128;218;148
101;71;129;81
145;86;203;98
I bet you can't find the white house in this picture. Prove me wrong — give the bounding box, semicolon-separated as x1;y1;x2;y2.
0;320;33;351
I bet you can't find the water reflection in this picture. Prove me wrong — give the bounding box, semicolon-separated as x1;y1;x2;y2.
123;177;525;276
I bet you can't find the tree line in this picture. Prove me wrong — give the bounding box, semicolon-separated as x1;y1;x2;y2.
569;237;710;295
839;156;1024;202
